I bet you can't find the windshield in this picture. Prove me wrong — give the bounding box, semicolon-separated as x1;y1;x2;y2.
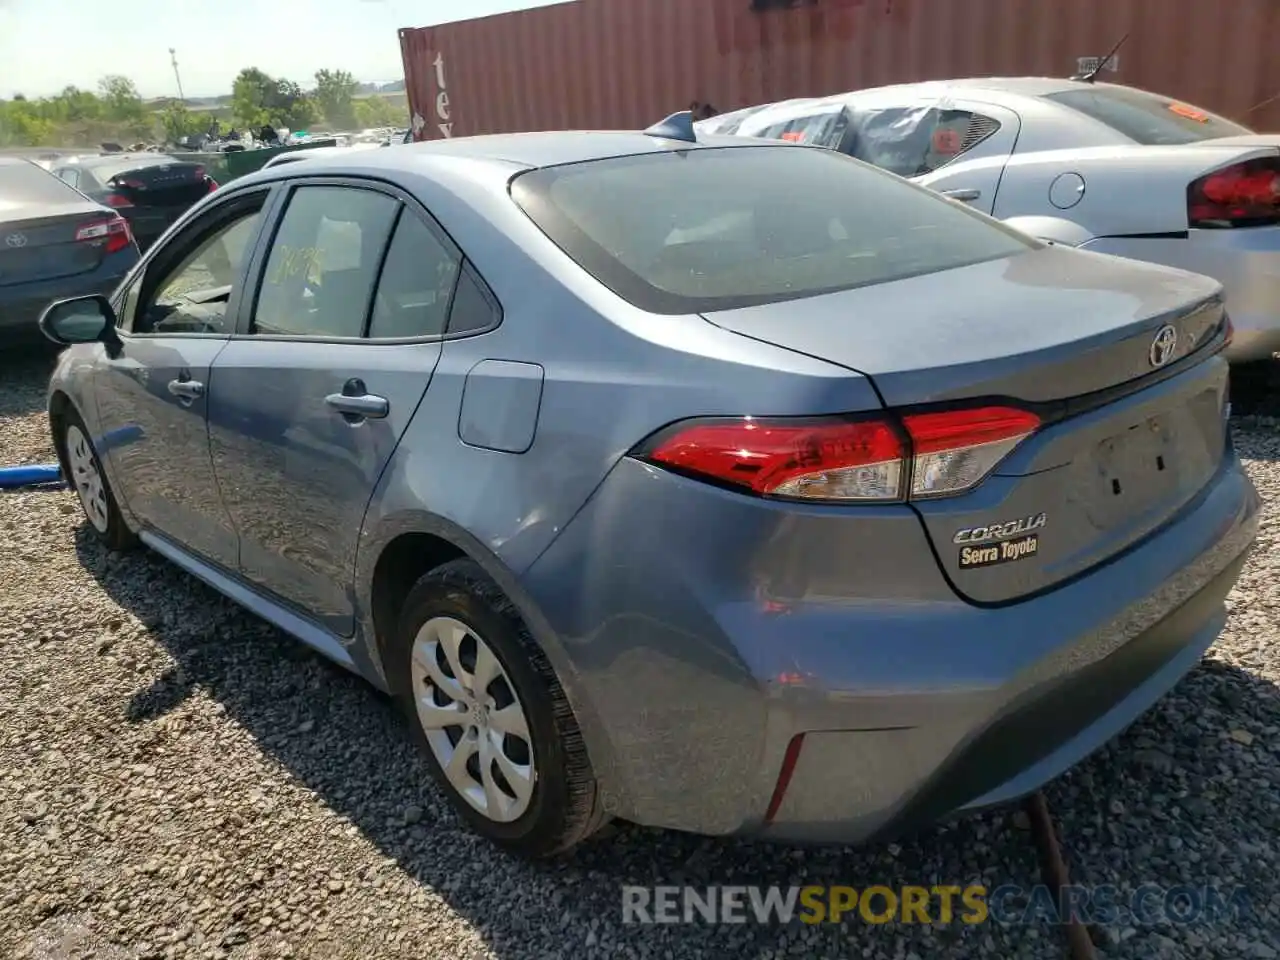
511;145;1035;315
1044;87;1252;145
0;159;85;206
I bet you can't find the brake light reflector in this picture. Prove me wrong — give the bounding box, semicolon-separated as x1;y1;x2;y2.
1188;159;1280;228
75;215;132;254
637;405;1041;503
901;406;1042;498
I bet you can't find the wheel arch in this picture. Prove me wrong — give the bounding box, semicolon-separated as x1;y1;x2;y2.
355;509;622;805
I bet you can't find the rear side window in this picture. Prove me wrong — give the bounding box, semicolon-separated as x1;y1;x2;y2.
0;160;85;204
253;186;398;338
847;108;999;177
367;213;461;339
512;145;1034;315
1043;88;1251;145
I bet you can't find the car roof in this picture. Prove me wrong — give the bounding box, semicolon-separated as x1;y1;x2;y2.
342;130;785;171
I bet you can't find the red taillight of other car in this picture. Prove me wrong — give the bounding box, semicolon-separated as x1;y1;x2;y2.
1188;158;1280;228
638;405;1041;503
75;215;133;255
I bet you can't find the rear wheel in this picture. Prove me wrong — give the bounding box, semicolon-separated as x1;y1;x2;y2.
391;559;606;858
62;413;135;551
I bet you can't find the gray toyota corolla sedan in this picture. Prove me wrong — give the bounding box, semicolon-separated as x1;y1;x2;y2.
39;123;1258;859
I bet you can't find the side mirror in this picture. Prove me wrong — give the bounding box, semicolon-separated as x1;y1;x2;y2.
38;295;118;346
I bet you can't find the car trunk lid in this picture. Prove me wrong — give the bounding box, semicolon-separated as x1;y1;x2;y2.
107;161;210;210
0;201;116;286
702;244;1231;603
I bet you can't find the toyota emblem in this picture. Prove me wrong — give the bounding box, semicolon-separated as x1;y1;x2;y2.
4;233;27;248
1149;324;1178;368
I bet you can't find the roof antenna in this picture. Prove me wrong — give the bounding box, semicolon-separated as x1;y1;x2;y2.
644;110;698;144
1071;32;1129;84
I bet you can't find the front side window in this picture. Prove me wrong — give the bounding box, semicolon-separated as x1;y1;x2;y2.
253;186;399;338
1044;88;1250;145
512;145;1034;315
133;201;264;335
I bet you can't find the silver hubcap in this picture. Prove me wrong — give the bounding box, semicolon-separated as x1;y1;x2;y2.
410;616;536;822
65;424;109;534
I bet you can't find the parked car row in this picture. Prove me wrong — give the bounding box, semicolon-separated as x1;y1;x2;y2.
1;153;220;347
35;96;1259;861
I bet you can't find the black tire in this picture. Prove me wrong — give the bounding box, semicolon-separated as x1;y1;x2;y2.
60;408;136;552
390;559;607;858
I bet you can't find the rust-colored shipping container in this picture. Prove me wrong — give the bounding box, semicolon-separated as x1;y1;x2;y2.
399;0;1280;143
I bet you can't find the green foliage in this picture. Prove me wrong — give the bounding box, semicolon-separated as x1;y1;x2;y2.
0;65;383;149
314;69;358;130
354;95;405;130
159;101;206;143
231;67;318;132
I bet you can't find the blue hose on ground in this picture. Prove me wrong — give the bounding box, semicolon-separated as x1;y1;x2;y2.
0;464;65;490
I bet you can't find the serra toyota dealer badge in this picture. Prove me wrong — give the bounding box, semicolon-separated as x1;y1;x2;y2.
954;513;1046;570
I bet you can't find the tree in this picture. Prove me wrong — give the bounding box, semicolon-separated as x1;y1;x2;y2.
314;68;358;130
159;101;205;144
231;67;276;129
231;67;318;132
98;75;146;123
354;95;404;130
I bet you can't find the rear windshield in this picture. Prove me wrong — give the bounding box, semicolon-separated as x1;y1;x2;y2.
1044;87;1251;145
0;160;84;204
511;145;1034;314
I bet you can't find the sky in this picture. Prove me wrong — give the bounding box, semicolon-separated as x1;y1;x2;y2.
0;0;557;100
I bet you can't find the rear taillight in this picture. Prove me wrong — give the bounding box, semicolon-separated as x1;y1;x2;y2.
638;405;1041;503
206;178;219;193
76;215;133;255
900;406;1041;499
1188;158;1280;228
103;191;134;209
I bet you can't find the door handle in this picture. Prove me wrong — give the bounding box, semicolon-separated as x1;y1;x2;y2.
325;378;389;421
167;378;205;400
939;188;982;202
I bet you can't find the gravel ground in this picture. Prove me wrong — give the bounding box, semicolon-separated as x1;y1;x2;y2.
2;347;1279;960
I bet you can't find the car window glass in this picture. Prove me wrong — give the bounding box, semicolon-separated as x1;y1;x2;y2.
253;186;398;338
0;159;86;203
847;107;995;176
1044;88;1250;145
512;145;1034;315
446;266;500;335
368;212;461;339
134;204;264;335
55;168;80;189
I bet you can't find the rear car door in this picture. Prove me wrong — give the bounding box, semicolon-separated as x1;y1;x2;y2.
840;96;1021;215
207;179;470;636
92;188;271;570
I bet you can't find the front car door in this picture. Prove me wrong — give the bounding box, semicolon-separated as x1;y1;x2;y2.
207;179;469;636
92;188;272;570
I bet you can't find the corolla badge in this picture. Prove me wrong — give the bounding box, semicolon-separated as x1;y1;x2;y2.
4;233;27;248
1149;324;1178;368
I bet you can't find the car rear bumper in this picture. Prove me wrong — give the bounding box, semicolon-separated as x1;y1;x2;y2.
0;250;136;340
521;444;1259;843
1081;228;1280;363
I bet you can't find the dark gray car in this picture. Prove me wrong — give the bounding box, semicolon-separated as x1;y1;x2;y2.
0;157;139;346
39;131;1258;858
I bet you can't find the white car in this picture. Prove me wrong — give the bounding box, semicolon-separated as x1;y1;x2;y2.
701;78;1280;363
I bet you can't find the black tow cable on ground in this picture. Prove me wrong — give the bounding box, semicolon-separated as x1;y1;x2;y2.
1024;791;1098;960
